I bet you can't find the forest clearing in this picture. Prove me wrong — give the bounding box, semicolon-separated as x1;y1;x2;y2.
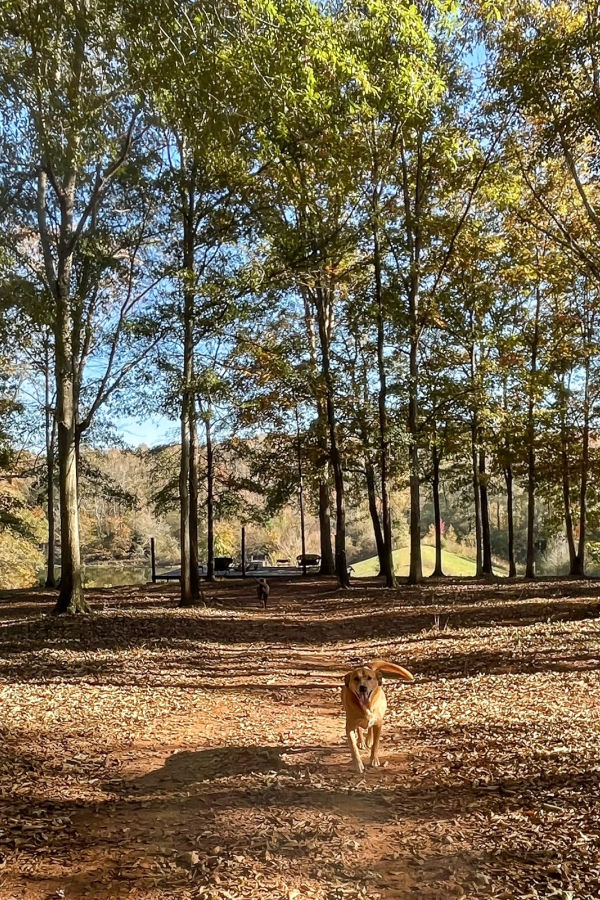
3;2;600;897
1;577;600;900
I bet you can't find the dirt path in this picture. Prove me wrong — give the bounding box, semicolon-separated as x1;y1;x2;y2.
1;577;600;899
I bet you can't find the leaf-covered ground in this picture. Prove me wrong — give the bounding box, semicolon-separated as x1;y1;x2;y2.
1;576;600;900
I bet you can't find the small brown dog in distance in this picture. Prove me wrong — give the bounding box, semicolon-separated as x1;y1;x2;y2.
342;659;414;773
256;578;270;608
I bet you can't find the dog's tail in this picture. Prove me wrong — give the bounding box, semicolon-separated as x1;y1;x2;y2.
370;659;414;682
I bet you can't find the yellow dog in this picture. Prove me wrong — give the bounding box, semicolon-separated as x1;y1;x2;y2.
342;659;414;773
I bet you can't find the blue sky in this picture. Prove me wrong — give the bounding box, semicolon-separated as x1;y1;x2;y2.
113;413;177;448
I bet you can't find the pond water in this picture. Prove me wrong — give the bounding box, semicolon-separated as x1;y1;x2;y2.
46;563;176;589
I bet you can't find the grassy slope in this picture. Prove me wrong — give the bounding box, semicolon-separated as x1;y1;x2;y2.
352;543;508;577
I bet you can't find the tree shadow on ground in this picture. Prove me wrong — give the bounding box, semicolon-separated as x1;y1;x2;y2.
6;723;598;830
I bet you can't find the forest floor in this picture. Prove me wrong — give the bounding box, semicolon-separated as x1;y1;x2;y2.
1;577;600;900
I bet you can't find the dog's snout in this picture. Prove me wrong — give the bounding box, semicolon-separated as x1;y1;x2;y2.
359;684;368;692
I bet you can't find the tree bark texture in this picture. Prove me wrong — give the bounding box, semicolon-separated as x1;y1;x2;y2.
479;448;493;576
471;420;483;577
44;349;57;588
407;322;422;584
205;412;215;583
504;465;517;578
573;349;591;577
51;169;88;614
178;160;201;607
315;281;349;588
525;285;541;579
431;442;444;577
318;480;335;575
373;222;395;587
560;385;577;573
365;458;386;576
189;394;200;597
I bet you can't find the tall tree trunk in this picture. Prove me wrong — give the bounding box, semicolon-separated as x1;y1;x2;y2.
53;268;87;613
179;390;192;605
45;444;56;588
471;419;483;577
365;458;386;576
295;409;307;575
44;346;57;589
315;282;349;588
179;289;198;604
189;394;200;597
205;412;215;583
407;315;422;584
373;221;395;587
431;441;445;577
301;290;334;577
318;480;335;574
560;382;577;572
525;285;541;580
479;448;493;576
399;129;423;584
316;398;335;575
504;464;517;577
179;160;200;607
573;349;591;577
51;168;87;613
525;433;536;579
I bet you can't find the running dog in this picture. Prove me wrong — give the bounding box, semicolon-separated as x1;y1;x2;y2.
342;659;414;773
256;578;270;608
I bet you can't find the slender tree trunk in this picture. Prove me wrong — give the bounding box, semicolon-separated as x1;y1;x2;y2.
51;175;87;613
573;350;591;577
318;480;335;574
407;311;422;584
365;458;386;576
431;442;445;577
525;434;536;579
189;394;200;597
315;282;349;588
295;409;307;576
373;221;395;587
44;348;57;588
301;290;334;577
479;448;493;576
205;412;215;583
316;400;335;575
179;289;198;605
53;270;87;613
45;445;56;588
471;419;483;577
330;431;349;588
560;384;577;571
525;285;541;580
179;161;200;607
400;128;423;586
504;465;517;578
179;390;192;604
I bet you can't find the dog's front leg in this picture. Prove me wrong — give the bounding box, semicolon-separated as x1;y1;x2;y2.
346;727;364;773
369;723;382;767
357;727;367;750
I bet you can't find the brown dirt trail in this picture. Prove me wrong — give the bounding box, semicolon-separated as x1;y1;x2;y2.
1;577;600;899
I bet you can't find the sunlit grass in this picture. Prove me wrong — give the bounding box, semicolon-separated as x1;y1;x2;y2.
352;543;508;577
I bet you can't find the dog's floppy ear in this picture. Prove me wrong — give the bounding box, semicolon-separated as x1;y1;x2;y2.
370;659;415;682
375;668;383;684
344;671;353;687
